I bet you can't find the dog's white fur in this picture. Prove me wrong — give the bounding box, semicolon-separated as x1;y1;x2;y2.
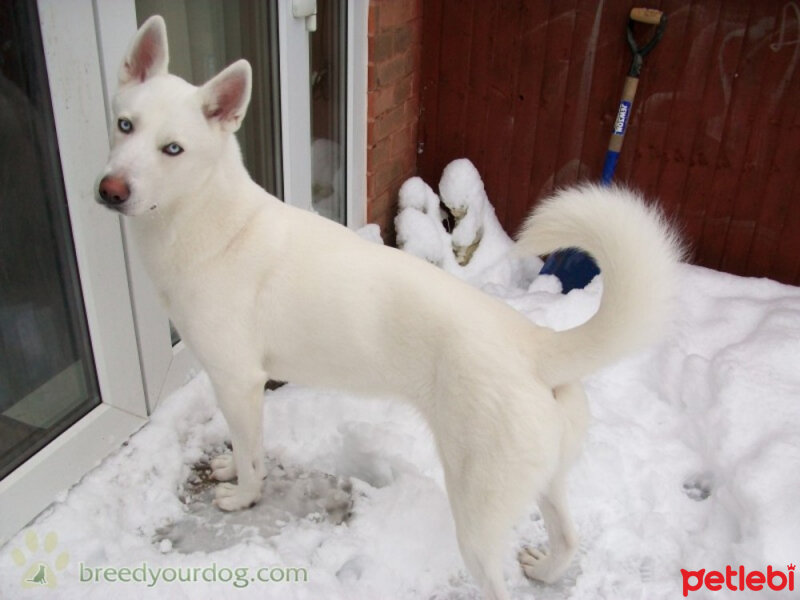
99;17;682;599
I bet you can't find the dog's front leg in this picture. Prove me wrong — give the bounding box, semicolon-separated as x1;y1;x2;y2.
208;375;266;511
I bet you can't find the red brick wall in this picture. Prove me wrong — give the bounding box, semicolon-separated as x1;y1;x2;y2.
366;0;422;243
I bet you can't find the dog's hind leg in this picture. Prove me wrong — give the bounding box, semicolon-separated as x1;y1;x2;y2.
438;404;555;600
519;382;588;583
209;373;266;511
518;471;578;583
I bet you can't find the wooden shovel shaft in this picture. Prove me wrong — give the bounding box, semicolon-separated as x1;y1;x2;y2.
608;76;639;154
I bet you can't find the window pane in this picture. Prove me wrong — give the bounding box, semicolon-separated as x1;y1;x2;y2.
0;0;101;480
310;0;347;224
135;0;283;198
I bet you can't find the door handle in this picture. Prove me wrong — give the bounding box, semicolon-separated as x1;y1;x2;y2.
292;0;317;32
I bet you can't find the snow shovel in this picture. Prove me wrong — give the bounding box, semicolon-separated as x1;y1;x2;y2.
539;7;667;293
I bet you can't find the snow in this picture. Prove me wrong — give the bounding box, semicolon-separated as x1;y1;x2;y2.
2;172;800;598
396;159;541;288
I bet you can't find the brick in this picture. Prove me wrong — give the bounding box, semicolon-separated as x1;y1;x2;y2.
377;2;400;32
366;200;379;220
403;98;420;122
379;1;417;31
401;145;417;175
368;4;377;36
369;85;395;118
407;16;423;46
367;64;377;92
373;30;394;62
387;128;404;159
404;49;417;77
373;104;405;141
384;183;403;216
368;195;397;240
366;118;375;146
369;191;392;220
394;24;412;55
409;70;421;98
375;157;404;193
389;124;415;158
393;74;412;105
394;1;416;27
376;55;407;87
379;194;399;218
368;137;391;171
368;191;398;246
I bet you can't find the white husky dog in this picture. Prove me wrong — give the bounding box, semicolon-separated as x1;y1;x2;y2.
98;16;682;600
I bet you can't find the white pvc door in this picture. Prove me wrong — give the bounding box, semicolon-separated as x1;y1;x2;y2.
0;0;149;544
279;0;368;227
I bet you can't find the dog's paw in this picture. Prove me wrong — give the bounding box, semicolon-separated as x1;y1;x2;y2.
210;454;236;481
212;483;260;511
518;546;560;584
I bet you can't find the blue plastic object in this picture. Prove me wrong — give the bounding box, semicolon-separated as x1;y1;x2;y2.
539;248;599;293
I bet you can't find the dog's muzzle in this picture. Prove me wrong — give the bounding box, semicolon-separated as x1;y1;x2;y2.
98;175;130;209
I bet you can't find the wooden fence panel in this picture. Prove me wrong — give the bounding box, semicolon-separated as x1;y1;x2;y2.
418;0;800;285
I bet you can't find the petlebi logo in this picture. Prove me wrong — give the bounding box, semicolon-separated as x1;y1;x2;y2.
681;563;795;596
11;529;69;589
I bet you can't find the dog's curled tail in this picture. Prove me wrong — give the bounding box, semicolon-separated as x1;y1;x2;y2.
516;184;684;387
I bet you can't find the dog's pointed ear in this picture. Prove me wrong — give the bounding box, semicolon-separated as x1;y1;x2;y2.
199;60;252;133
119;15;169;86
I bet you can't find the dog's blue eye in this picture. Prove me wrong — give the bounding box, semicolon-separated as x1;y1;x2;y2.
162;142;184;156
117;118;133;133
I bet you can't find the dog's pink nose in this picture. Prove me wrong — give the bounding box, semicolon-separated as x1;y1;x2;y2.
98;175;130;206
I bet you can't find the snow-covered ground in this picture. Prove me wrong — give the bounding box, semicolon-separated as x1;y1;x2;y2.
2;173;800;599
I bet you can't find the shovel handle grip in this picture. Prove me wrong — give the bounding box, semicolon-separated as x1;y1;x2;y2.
630;8;664;25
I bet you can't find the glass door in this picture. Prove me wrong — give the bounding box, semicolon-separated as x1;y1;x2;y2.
0;0;100;481
279;0;368;228
310;0;347;224
1;0;148;545
134;0;283;199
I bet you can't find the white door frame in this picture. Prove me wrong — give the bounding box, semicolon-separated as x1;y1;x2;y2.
278;0;368;228
346;1;369;229
277;1;314;214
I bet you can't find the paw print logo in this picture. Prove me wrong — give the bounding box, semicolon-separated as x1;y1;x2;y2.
11;530;69;589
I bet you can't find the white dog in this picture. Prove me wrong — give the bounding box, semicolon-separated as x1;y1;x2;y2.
98;16;682;599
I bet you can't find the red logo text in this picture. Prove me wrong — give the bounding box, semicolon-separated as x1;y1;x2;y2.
681;564;795;596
